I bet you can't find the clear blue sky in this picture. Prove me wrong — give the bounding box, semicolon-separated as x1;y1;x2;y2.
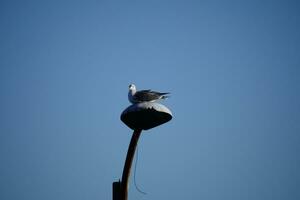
1;1;300;200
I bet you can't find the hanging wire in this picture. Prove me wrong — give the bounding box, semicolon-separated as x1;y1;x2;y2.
134;144;147;195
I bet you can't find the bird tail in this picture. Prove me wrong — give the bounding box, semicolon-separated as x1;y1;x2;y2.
161;95;170;99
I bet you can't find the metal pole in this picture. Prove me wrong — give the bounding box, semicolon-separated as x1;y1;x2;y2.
121;129;142;200
113;129;142;200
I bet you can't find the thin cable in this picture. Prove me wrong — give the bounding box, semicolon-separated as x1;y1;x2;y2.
134;144;147;195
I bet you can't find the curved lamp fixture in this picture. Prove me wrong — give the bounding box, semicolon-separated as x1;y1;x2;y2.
113;102;172;200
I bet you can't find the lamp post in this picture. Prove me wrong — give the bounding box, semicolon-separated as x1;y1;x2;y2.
113;102;172;200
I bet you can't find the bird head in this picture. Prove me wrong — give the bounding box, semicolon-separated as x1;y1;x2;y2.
128;84;136;91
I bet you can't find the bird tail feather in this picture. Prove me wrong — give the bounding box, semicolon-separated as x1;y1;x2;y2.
161;95;170;99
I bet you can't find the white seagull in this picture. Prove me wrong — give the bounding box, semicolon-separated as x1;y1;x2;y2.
128;84;170;104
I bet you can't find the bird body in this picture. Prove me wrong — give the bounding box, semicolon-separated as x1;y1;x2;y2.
128;84;169;104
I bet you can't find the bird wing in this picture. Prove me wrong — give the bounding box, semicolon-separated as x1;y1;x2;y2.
134;90;169;102
138;89;152;93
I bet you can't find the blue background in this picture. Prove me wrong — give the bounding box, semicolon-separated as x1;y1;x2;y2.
1;1;299;200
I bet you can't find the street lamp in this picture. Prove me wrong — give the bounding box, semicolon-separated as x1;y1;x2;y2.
113;102;172;200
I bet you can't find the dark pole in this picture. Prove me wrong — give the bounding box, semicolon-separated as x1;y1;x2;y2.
115;101;172;200
113;129;142;200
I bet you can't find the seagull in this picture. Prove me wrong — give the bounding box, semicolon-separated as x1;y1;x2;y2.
128;84;170;104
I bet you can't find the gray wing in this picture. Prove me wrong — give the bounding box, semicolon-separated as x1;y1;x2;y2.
134;90;170;102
